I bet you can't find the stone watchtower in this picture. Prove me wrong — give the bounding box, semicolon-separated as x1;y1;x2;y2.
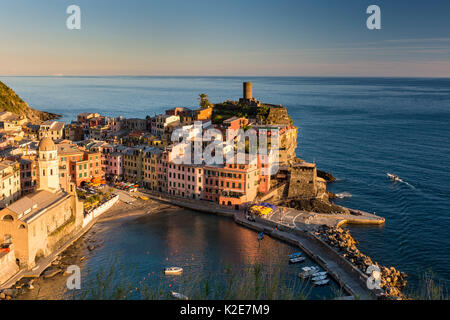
37;137;60;192
243;82;253;100
240;82;260;106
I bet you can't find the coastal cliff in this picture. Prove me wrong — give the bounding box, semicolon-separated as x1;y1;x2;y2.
0;81;60;123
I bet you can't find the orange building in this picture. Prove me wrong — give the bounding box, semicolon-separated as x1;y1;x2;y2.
57;143;104;186
203;157;259;210
194;107;212;121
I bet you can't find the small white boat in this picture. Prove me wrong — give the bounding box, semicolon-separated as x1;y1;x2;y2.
313;279;330;286
164;267;183;275
171;291;188;300
302;266;318;272
336;192;352;199
289;256;306;264
299;266;319;278
312;271;327;277
312;275;327;281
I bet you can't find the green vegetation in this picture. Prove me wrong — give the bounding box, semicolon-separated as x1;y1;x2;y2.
0;81;28;114
408;270;449;300
211;101;271;124
0;81;60;122
198;93;212;109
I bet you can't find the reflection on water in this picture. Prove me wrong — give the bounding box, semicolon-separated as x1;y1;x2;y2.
19;208;342;300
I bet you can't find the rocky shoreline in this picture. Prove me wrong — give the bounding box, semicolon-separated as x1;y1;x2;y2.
315;225;408;300
317;170;337;183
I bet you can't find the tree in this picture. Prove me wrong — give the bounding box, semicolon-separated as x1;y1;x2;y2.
198;93;212;109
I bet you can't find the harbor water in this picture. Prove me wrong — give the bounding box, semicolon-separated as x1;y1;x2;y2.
3;76;450;295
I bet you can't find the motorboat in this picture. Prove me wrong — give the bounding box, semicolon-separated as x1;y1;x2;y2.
164;267;183;275
313;279;330;286
299;266;319;278
171;291;188;300
312;275;327;281
387;173;400;181
289;256;306;264
288;252;302;259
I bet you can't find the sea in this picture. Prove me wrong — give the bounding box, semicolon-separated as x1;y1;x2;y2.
2;76;449;298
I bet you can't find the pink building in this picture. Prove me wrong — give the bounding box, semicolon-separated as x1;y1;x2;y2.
102;144;124;180
167;163;203;199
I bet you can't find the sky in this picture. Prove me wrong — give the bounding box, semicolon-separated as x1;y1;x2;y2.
0;0;449;77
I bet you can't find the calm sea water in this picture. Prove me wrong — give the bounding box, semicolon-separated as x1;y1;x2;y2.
3;76;450;293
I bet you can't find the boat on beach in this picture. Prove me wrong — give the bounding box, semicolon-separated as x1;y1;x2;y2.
289;256;306;264
164;267;183;275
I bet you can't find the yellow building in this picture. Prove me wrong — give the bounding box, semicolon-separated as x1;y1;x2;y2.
0;137;83;269
143;147;162;190
0;160;21;208
38;121;65;140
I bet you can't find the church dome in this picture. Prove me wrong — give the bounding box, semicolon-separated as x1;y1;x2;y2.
38;137;56;151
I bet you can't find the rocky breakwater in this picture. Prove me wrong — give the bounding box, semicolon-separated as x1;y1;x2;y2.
281;198;350;214
315;225;408;300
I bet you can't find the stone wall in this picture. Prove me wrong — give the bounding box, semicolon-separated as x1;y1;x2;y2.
0;247;19;285
46;215;77;255
258;183;288;202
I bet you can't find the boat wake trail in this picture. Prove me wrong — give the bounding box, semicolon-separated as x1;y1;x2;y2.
396;179;416;189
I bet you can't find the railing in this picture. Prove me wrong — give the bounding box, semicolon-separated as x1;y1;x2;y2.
82;194;119;228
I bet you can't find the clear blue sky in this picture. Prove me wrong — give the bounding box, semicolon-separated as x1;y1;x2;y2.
1;0;449;76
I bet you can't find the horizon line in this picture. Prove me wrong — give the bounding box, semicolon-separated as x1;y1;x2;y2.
1;75;450;79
